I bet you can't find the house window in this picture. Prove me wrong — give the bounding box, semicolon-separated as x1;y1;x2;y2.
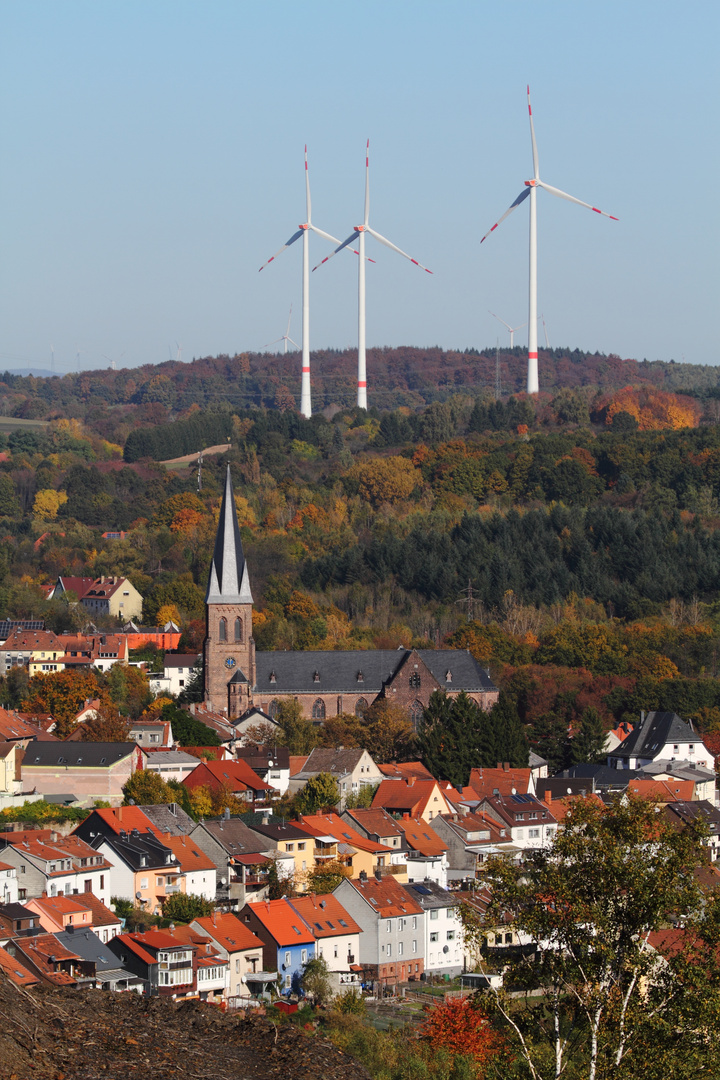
409;672;421;689
412;917;417;929
285;951;291;967
430;909;438;920
387;944;392;957
412;939;417;953
355;698;368;719
398;942;403;955
447;931;455;941
219;618;227;642
529;828;540;839
312;698;326;720
387;920;392;932
100;875;104;889
286;844;294;852
301;949;307;963
356;671;364;683
298;842;306;851
235;958;241;973
430;932;438;943
235;617;243;643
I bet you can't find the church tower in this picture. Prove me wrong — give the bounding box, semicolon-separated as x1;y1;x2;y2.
204;466;255;717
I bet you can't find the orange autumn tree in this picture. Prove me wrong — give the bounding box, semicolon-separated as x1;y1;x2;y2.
598;386;700;431
419;996;504;1072
24;669;107;738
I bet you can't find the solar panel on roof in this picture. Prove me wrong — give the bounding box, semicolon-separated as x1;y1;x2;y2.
412;884;432;895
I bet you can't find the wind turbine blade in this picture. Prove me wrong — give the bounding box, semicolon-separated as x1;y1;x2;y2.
305;144;311;223
312;232;358;271
365;226;433;273
480;188;531;242
287;338;300;349
262;337;284;349
258;230;304;271
489;311;513;333
527;85;539;179
308;224;343;246
537;180;618;220
285;305;293;337
364;139;370;226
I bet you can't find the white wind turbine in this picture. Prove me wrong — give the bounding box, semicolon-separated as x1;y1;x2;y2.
259;146;351;419
313;140;432;410
489;311;527;349
481;87;617;395
263;305;299;353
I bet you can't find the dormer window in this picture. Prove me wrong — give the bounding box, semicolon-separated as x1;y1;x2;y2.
445;670;452;682
313;671;320;683
269;671;276;684
356;671;364;683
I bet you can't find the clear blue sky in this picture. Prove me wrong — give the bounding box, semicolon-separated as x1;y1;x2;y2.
0;0;717;375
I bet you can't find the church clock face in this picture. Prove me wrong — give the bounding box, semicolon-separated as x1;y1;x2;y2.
225;657;236;669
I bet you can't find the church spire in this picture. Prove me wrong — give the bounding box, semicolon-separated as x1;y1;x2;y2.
205;466;253;605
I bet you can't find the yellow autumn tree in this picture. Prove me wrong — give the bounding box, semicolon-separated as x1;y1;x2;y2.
350;456;419;507
32;489;68;519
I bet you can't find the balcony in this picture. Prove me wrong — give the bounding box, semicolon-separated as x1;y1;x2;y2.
376;864;407;877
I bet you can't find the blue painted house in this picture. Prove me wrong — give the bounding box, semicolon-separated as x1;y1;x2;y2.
238;898;315;995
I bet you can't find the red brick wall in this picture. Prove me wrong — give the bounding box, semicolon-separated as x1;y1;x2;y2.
204;602;254;715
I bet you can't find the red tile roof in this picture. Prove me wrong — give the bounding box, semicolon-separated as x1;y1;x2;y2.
343;808;405;839
182;759;272;795
159;833;217;872
244;899;315;945
627;778;696;802
78;805;163;837
295;813;393;855
191;912;264;953
0;945;38;986
393;815;447;857
289;894;362;939
371;778;452;818
377;761;434;780
467;766;533;799
347;875;424;918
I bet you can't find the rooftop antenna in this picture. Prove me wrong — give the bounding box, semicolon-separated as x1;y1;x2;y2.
263;305;300;354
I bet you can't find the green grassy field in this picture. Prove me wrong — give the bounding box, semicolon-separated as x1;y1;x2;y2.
0;416;50;433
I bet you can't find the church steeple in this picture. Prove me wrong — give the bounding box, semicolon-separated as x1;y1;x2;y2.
206;465;253;605
203;465;255;716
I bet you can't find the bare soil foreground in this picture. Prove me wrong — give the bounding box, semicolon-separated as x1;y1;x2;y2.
0;978;369;1080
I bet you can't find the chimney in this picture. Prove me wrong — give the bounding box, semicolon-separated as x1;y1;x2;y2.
374;869;382;881
224;807;230;820
503;762;509;771
544;791;553;806
408;777;415;787
118;807;122;822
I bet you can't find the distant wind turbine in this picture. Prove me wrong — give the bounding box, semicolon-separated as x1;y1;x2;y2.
259;146;351;419
263;305;300;353
481;87;617;394
489;311;527;349
313;140;432;410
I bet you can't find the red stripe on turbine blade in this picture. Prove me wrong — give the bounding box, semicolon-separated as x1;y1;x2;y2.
491;223;498;232
425;268;433;273
592;207;601;214
411;259;418;266
610;216;619;221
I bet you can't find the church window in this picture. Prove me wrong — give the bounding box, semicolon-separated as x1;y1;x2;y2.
269;700;280;720
218;618;227;642
235;617;243;643
312;699;326;720
355;698;368;719
410;700;424;730
409;672;421;689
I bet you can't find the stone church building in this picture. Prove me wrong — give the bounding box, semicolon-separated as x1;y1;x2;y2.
204;468;499;724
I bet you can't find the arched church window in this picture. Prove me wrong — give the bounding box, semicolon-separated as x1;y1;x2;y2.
409;672;421;689
355;697;369;719
269;699;280;720
235;617;243;643
312;698;326;720
218;618;227;642
410;700;424;731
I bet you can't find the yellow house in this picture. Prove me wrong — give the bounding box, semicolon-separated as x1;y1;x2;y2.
295;813;405;882
29;643;65;676
80;576;143;621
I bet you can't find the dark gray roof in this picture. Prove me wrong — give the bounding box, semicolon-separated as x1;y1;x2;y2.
139;803;195;835
253;648;496;695
298;748;368;777
235;746;290;770
556;765;645;789
0;903;36;920
55;928;131;970
402;881;457;910
94;830;175;871
23;743;136;768
246;821;312;843
206;466;252;605
195;817;270;856
664;800;720;827
163;653;200;668
608;711;695;761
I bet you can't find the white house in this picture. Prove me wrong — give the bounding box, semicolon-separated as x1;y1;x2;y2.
143;750;200;784
0;861;18;905
607;711;714;772
402;880;464;977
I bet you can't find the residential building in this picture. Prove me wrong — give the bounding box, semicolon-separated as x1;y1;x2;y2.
0;708;57;746
288;892;363;989
392;815;448;886
0;833;113;904
163;653;201;697
0;741;37;810
294;811;402;882
238;898;315;995
202;467;499;719
57;633;129;673
158;833;218;901
244;820;316;884
25;894;94;933
181;758;273;805
477;793;559;850
0;860;18;905
664;800;720;862
429;811;511;882
464;764;535;800
188;816;282;908
79;891;123;943
189;911;265;1000
233;745;290;795
371;777;456;822
122;622;181;651
90;829;178;915
138;802;196;836
288;747;382;807
0;628;61;676
46;576;95;603
80;576;143;621
402;880;463;976
163;922;228;1002
126;719;174;749
107;930;195;996
6;932;80;986
0;944;39;987
377;761;435;780
143;750;200;784
21;742;144;806
53;927;144;991
341;807;408;857
333;873;425;987
0;902;43;942
607;711;714;771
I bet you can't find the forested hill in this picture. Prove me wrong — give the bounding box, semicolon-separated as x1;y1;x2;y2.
2;345;720;424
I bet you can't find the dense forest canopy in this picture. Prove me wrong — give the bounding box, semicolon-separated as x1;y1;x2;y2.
3;348;720;759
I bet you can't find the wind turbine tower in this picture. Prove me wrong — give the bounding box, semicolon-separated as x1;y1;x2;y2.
259;147;346;419
481;87;617;394
489;311;526;349
263;305;299;354
314;140;432;410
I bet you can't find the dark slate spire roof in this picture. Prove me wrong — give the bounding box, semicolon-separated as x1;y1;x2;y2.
205;466;253;605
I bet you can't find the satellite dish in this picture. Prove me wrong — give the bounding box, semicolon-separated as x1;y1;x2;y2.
268;760;274;768
220;877;227;886
135;891;142;899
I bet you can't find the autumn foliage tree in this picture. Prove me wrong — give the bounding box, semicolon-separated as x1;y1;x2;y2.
419;996;503;1072
24;669;106;738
